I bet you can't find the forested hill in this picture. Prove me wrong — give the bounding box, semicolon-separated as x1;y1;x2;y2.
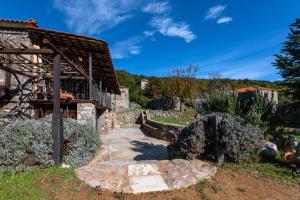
116;69;283;107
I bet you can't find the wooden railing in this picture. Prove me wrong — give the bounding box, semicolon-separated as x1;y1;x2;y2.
31;81;113;109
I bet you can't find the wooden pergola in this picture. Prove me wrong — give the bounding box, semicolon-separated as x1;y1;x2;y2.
0;19;120;165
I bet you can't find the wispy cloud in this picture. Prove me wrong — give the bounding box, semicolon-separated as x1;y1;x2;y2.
53;0;141;35
54;0;196;58
143;1;170;14
111;36;143;59
150;16;196;43
217;16;233;24
143;30;155;37
205;5;226;20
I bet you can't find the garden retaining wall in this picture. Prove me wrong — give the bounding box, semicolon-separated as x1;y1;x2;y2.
141;117;184;143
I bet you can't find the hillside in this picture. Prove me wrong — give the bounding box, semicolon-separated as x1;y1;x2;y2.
116;70;284;107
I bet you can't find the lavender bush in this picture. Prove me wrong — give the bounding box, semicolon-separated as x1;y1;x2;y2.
0;118;100;172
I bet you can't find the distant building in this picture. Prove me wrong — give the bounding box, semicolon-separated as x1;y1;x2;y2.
237;87;278;105
140;79;149;90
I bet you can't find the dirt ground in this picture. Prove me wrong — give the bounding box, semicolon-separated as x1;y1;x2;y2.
40;168;300;200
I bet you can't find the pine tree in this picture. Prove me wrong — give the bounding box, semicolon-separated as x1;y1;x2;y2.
274;18;300;101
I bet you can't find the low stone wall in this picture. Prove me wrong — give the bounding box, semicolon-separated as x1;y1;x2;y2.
97;109;142;135
114;110;142;128
142;118;184;143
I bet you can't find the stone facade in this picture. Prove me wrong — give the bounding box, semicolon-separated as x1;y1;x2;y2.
77;103;96;128
97;109;116;135
115;87;129;111
0;30;33;122
238;87;279;105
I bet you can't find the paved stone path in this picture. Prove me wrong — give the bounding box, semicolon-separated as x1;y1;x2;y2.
76;127;216;193
100;127;169;161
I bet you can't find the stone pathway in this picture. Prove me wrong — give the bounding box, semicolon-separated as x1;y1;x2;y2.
76;127;216;193
98;127;169;161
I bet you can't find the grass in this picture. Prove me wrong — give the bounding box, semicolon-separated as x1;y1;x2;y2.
151;116;191;126
223;161;300;184
0;167;77;200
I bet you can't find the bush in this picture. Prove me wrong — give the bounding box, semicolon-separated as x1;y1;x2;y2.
195;91;240;116
0;118;100;172
175;113;264;163
177;119;206;159
195;91;276;128
219;113;263;162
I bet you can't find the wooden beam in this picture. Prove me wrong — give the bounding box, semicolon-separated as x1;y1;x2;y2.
89;52;93;100
52;54;64;166
43;38;89;80
0;63;37;79
0;48;54;54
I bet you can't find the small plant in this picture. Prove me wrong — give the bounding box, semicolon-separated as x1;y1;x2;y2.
198;179;209;200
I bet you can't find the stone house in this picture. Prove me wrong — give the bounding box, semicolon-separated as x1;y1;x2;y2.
0;18;122;134
237;87;278;105
140;79;149;90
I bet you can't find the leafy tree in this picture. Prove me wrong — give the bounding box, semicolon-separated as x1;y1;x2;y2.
274;18;300;102
166;65;199;101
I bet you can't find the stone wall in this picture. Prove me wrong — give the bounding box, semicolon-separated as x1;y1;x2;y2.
142;117;184;143
97;109;116;135
0;30;33;122
77;103;96;128
114;110;142;128
115;87;129;111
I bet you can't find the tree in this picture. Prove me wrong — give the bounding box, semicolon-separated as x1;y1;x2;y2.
274;18;300;102
167;65;199;101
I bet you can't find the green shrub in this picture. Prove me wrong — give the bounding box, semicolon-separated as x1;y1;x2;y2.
175;113;264;163
0;118;100;172
219;113;263;162
177;119;206;159
195;91;240;116
195;91;275;128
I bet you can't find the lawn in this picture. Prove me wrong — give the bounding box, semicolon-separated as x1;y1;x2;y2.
0;167;91;200
151;116;191;126
1;165;300;200
223;161;300;184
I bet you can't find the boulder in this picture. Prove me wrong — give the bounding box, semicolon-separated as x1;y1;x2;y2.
261;141;278;159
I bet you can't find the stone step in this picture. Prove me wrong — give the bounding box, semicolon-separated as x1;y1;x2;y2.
76;159;216;193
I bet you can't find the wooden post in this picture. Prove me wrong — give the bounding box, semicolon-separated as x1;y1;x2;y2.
52;54;63;165
99;80;102;104
89;52;93;100
212;116;224;164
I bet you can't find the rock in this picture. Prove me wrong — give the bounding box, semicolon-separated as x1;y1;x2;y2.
262;141;278;159
76;159;216;193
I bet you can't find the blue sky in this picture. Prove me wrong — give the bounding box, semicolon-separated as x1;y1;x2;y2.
1;0;299;80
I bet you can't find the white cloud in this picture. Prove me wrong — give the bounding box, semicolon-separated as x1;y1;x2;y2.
143;1;170;14
150;16;196;43
205;5;226;20
217;16;233;24
53;0;142;35
143;30;155;37
111;36;143;59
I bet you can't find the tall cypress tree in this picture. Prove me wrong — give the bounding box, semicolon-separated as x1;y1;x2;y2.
274;18;300;102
